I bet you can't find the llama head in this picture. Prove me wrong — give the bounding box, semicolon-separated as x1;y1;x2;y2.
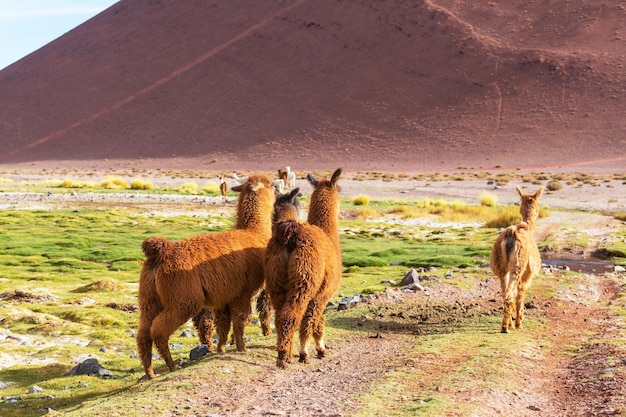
273;187;300;223
516;185;543;223
232;174;275;231
307;168;342;191
307;168;342;225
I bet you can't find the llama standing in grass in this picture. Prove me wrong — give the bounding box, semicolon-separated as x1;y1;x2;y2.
265;168;342;368
490;186;544;333
190;187;302;349
137;174;275;379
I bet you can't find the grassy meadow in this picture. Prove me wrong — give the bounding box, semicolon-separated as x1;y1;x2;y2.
0;171;624;416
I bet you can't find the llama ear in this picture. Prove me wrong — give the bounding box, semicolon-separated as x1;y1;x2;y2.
307;173;319;187
534;187;544;199
231;184;243;193
330;168;342;187
516;185;524;197
289;188;300;204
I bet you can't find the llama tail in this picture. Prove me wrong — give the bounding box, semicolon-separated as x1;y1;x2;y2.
271;219;302;252
141;237;174;263
501;222;530;261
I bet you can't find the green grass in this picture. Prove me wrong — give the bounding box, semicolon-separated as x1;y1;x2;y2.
0;185;623;416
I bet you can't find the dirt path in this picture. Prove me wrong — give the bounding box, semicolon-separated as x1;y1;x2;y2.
161;269;624;417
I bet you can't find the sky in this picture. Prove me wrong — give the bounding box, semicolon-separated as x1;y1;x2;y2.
0;0;119;70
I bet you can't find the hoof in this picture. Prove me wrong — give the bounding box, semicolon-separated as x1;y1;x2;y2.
298;353;309;364
501;327;509;334
316;349;326;359
276;359;287;369
139;372;157;381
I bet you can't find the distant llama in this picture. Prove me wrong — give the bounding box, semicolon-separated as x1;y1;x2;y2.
137;174;275;379
286;166;296;189
265;168;343;368
219;175;227;200
490;186;544;333
278;169;288;184
190;187;302;350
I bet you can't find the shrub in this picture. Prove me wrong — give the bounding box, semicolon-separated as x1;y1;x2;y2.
546;179;562;191
355;207;379;220
353;195;370;206
100;176;129;189
386;205;422;219
201;182;220;195
485;206;521;228
130;179;153;190
480;192;498;207
179;182;199;194
615;212;626;221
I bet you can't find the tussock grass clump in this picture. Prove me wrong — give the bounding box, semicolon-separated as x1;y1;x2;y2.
201;181;220;195
353;195;371;206
179;182;199;194
130;179;153;190
484;205;520;228
546;179;562;191
355;207;379;220
387;205;421;219
100;176;130;189
615;212;626;221
480;192;498;207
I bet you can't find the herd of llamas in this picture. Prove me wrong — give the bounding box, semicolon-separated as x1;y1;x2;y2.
136;168;543;379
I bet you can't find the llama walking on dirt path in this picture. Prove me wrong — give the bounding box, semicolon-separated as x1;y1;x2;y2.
490;186;544;333
136;174;275;379
265;168;343;368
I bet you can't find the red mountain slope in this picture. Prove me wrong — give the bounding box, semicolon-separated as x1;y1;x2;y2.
0;0;624;172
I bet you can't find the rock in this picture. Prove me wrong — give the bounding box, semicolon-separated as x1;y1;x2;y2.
171;343;184;350
190;344;209;360
399;269;419;286
180;330;194;338
337;295;361;311
27;385;44;394
4;396;22;403
405;282;425;292
614;265;625;273
66;358;113;378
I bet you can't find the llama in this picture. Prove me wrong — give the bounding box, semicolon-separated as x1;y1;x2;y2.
137;174;275;379
286;166;296;189
278;169;288;184
490;185;544;333
190;187;301;350
273;178;286;194
265;168;342;368
219;175;227;199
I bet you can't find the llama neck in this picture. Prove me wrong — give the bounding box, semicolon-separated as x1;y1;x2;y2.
308;204;339;245
236;201;273;239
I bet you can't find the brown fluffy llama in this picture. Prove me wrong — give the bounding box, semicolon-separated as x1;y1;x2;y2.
190;188;302;351
490;185;544;333
265;168;342;368
137;174;275;379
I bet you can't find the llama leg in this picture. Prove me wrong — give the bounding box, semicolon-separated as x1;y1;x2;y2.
515;269;534;329
214;307;232;353
150;309;190;372
298;301;315;364
192;309;215;352
137;306;160;379
502;274;522;333
231;299;252;352
276;302;307;368
302;297;328;361
499;272;512;333
256;289;272;336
